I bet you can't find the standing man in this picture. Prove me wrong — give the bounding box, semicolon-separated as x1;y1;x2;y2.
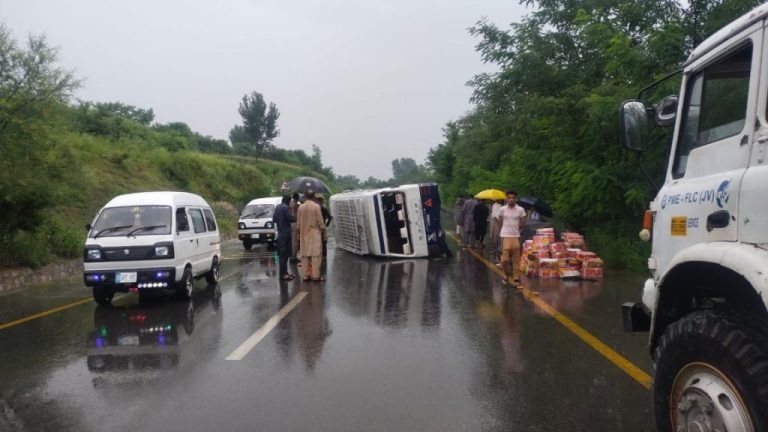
498;191;526;284
273;195;296;281
473;199;489;249
290;193;301;262
454;197;465;243
490;199;503;264
317;196;333;257
297;189;327;282
461;194;476;247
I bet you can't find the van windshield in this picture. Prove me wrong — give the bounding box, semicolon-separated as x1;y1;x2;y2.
240;204;275;219
90;206;172;238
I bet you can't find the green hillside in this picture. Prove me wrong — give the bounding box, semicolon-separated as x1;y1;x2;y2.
1;102;331;268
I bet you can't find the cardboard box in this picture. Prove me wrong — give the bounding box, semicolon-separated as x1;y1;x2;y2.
533;234;552;246
549;242;567;253
567;248;582;259
538;269;559;278
539;258;559;270
581;267;604;278
532;250;551;259
559;269;581;279
583;258;604;268
577;251;598;260
552;251;569;260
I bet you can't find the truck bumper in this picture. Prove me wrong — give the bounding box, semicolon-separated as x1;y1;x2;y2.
622;302;651;332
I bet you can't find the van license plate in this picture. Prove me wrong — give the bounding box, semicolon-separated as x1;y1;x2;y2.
116;272;137;283
118;335;139;346
250;234;259;239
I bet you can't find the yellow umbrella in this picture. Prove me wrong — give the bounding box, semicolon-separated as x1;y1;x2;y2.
475;189;506;200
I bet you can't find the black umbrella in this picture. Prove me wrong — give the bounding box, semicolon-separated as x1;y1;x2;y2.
517;196;553;218
286;176;331;194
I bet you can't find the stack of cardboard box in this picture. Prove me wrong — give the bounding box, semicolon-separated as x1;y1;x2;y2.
520;229;604;279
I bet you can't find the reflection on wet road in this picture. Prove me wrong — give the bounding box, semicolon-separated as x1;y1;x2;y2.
0;240;653;431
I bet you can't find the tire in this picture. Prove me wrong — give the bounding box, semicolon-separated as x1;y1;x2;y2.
205;257;220;284
243;241;253;251
93;286;114;305
653;309;768;432
176;267;194;300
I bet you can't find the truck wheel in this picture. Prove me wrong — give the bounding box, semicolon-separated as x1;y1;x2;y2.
653;309;768;432
205;257;219;284
243;240;253;251
176;267;194;300
93;286;114;305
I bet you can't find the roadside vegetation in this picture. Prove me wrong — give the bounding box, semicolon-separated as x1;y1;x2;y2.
427;0;763;269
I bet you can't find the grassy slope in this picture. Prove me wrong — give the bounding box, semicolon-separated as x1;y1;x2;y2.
7;130;330;268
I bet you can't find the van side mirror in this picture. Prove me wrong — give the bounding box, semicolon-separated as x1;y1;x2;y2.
85;223;92;231
654;95;678;127
619;100;650;152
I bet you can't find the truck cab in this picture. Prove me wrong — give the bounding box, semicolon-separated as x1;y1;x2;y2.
620;4;768;430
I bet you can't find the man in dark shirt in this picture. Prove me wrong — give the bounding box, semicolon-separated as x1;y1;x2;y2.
317;196;333;257
273;195;296;281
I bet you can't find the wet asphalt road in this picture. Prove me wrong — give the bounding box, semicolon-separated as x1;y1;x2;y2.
0;239;654;431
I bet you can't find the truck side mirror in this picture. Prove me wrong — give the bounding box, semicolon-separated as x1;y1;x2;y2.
619;100;650;152
654;95;678;127
85;223;92;231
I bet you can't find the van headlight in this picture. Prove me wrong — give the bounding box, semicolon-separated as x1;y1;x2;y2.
155;246;170;257
265;222;273;229
86;249;102;260
239;222;246;229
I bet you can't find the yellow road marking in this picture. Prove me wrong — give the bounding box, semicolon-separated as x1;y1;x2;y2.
0;267;244;332
0;297;92;331
449;233;652;389
226;291;309;360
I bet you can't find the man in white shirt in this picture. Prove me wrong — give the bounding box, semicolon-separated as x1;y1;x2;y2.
496;191;526;283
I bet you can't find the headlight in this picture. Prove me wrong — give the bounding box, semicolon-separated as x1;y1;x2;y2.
265;222;273;229
155;246;170;256
239;222;246;229
87;249;102;260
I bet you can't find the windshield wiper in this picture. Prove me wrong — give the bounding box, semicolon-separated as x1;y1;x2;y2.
241;210;269;219
126;225;167;237
94;225;133;238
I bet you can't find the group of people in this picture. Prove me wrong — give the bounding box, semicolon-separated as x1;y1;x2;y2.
456;191;527;284
272;190;333;283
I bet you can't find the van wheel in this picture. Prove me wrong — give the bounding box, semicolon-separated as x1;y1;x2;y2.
653;309;768;432
176;267;194;299
93;286;114;305
243;241;253;251
205;257;220;284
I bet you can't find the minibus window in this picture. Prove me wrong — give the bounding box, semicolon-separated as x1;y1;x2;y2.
203;209;217;232
176;208;190;232
189;209;207;233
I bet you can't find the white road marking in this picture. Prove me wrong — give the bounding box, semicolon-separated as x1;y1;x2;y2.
225;291;309;361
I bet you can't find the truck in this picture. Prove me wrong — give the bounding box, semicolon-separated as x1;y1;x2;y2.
619;4;768;431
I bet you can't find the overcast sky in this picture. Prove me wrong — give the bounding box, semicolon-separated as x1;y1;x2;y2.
4;0;528;179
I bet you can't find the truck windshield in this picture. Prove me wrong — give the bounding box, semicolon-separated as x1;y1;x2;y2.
240;204;275;219
90;206;172;238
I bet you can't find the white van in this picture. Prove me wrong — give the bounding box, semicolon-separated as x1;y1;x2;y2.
237;196;282;250
83;191;221;304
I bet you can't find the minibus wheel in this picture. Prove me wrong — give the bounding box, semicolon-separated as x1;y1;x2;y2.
176;267;194;299
205;257;220;284
93;286;114;305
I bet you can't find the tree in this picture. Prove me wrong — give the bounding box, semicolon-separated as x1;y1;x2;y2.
390;157;430;185
236;91;280;156
0;25;81;265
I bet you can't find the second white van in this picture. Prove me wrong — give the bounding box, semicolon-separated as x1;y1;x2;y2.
237;196;282;250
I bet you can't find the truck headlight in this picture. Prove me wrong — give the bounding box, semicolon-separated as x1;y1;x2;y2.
239;222;246;229
265;222;273;229
87;249;102;260
155;246;170;257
